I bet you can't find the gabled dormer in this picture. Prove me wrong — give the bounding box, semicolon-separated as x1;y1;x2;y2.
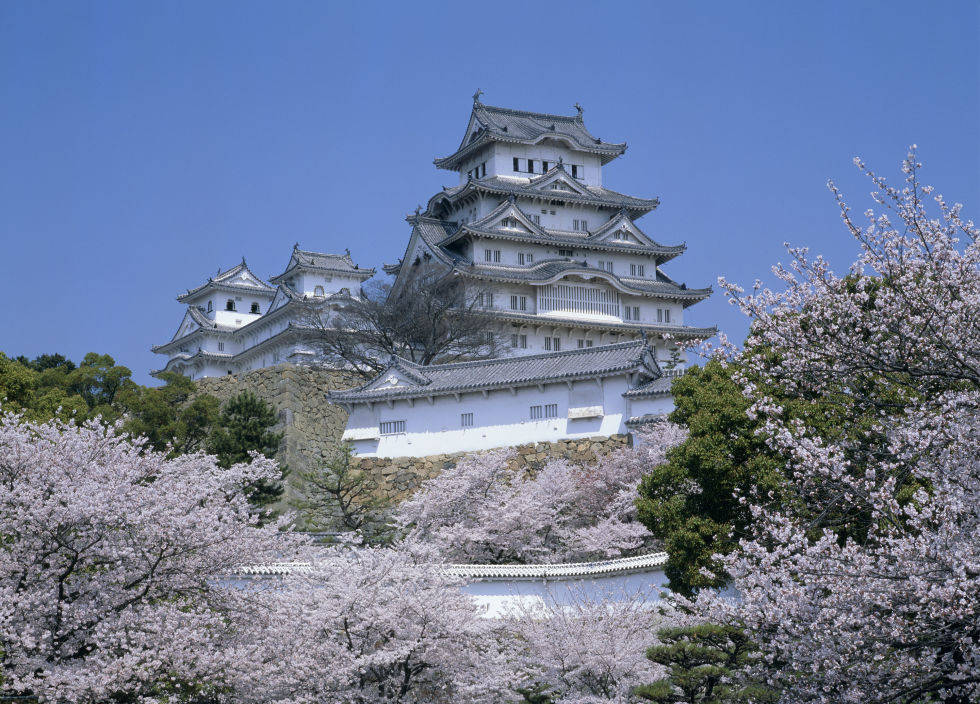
177;259;276;305
170;308;203;341
480;199;549;237
527;164;594;197
587;211;687;263
359;358;432;393
590;211;660;247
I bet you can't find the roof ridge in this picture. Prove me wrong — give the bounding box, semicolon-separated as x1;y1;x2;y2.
419;339;646;372
479;102;582;123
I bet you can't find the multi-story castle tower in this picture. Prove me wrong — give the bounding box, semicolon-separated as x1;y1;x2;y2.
152;247;374;379
384;93;714;370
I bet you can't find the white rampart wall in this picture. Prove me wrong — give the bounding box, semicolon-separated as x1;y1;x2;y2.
461;569;669;618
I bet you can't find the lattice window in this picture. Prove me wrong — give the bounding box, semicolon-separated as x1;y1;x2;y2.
538;283;620;317
379;420;406;435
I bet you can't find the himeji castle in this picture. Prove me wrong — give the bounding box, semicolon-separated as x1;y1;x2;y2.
152;247;374;379
384;92;715;371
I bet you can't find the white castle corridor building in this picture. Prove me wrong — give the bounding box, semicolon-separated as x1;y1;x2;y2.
330;339;673;458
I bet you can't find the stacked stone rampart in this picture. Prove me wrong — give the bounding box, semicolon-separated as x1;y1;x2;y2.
192;365;633;517
348;434;633;502
194;365;359;502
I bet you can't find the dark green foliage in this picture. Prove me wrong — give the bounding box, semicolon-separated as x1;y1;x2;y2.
636;360;785;596
515;683;553;703
635;624;775;704
291;442;392;539
15;352;75;372
0;351;131;423
117;372;220;455
208;390;286;509
65;352;135;414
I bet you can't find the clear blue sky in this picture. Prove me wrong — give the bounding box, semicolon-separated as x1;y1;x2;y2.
2;1;977;384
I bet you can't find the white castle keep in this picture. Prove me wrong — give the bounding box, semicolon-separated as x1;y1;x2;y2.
385;93;714;367
153;96;715;454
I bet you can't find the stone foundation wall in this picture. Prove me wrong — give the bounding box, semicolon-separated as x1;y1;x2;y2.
350;434;633;503
195;365;360;503
190;365;634;523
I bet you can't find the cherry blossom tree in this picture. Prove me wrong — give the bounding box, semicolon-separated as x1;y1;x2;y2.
394;424;686;564
0;411;295;702
507;591;670;704
701;151;980;703
228;544;517;704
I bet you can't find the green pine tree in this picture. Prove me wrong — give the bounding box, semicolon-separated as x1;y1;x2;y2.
208;390;287;511
635;624;775;704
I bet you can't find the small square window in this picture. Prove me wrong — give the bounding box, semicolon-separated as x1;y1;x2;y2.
461;413;474;428
513;157;520;171
544;403;558;418
529;405;543;420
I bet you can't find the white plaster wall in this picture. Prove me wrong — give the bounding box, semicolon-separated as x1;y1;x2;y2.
629;395;676;418
345;377;637;457
489;142;604;187
460;569;669;619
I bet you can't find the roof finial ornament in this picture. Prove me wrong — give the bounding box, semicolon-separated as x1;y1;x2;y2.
574;102;583;117
558;156;564;167
345;247;351;257
473;88;484;104
241;256;246;265
293;242;299;250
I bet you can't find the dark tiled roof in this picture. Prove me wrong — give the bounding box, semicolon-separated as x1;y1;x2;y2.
445;223;686;260
429;177;658;215
270;246;375;284
329;339;660;403
622;376;674;398
458;259;713;302
177;260;276;302
435;101;627;170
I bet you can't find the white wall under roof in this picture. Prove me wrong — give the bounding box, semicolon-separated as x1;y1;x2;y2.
342;375;673;457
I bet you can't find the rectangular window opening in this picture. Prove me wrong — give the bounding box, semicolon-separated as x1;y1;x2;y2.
379;420;406;435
